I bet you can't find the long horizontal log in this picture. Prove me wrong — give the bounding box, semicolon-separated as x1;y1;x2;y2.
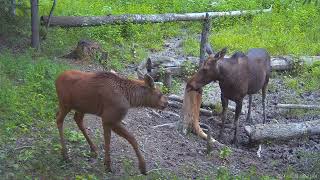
244;119;320;142
41;7;272;27
276;103;320;110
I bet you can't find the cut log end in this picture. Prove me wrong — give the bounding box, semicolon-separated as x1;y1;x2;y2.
244;126;252;136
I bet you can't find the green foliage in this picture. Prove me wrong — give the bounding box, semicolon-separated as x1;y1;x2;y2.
65;130;85;143
284;61;320;93
182;37;199;56
170;79;183;94
181;61;198;79
219;146;232;160
211;1;320;55
0;51;68;137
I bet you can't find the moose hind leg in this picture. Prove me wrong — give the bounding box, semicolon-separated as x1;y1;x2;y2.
102;122;112;172
112;123;146;175
56;107;70;160
74;112;98;157
262;84;267;124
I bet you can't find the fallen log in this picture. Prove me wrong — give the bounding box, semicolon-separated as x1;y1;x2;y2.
168;94;245;114
138;56;320;80
276;103;320;110
244;119;320;142
168;100;213;116
41;7;272;27
271;56;320;71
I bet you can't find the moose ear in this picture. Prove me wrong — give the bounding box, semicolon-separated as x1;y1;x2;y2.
144;74;155;88
214;47;227;59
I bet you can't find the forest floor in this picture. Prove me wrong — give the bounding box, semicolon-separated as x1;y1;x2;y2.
54;37;320;179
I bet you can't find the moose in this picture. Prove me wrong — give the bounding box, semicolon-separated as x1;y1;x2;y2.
55;70;168;174
187;47;271;144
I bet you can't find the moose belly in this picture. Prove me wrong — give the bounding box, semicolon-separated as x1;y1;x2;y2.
220;86;246;102
70;92;103;115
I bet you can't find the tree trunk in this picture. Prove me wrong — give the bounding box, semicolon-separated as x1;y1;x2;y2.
41;7;272;27
199;13;211;67
30;0;40;49
244;120;320;142
11;0;16;16
46;0;57;29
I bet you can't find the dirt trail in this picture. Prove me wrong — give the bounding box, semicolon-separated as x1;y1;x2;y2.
62;38;320;177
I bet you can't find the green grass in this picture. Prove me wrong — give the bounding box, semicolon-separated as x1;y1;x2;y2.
211;2;320;55
284;61;320;93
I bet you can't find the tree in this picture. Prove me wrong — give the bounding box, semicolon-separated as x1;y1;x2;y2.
30;0;39;49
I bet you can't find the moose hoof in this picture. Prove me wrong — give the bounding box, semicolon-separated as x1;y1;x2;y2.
104;160;112;172
231;138;239;146
139;164;147;175
89;145;98;158
90;151;98;158
139;160;147;175
62;153;71;162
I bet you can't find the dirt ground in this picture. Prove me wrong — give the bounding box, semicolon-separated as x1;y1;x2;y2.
58;38;320;178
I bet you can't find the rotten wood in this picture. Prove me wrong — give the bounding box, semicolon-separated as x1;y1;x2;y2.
244;119;320;142
62;40;108;61
276;103;320;110
41;7;272;27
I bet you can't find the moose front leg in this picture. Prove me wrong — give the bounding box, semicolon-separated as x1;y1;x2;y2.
246;95;252;123
112;123;147;175
219;94;228;140
232;100;243;145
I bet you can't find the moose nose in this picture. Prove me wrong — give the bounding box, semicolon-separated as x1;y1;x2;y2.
164;100;169;108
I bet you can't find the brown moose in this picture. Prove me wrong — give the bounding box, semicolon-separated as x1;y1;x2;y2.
55;70;168;174
187;48;271;144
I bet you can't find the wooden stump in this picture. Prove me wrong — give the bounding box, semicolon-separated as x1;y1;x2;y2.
63;40;108;62
180;88;217;143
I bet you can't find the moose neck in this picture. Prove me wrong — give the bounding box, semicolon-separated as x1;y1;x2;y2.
213;62;221;82
123;80;149;108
